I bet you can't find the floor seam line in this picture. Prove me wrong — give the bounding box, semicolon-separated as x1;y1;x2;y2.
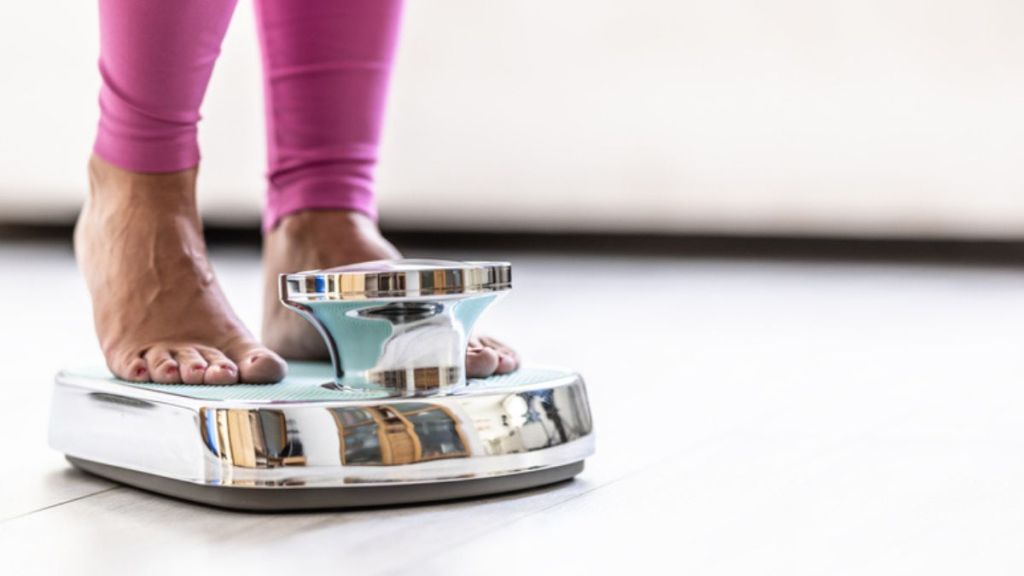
1;486;121;524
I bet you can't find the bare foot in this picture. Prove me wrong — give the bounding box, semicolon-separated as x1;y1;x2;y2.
76;156;287;384
261;210;519;377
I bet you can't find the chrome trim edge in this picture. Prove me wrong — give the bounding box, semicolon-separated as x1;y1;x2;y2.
49;366;595;489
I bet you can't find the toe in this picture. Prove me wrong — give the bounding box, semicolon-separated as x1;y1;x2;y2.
114;354;150;382
173;347;209;385
197;347;239;385
144;346;181;383
466;346;500;378
230;344;287;384
495;351;518;374
470;336;520;376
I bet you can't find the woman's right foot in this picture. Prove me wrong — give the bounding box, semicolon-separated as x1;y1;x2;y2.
75;156;287;384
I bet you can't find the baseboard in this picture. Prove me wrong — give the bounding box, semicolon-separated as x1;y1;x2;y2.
3;222;1024;266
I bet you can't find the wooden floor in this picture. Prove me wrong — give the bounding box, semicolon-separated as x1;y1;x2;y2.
3;239;1024;575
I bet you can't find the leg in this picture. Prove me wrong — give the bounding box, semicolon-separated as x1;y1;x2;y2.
79;0;286;384
256;0;403;231
256;0;405;355
257;0;517;375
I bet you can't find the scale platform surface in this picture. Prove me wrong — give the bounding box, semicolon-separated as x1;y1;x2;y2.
49;362;594;511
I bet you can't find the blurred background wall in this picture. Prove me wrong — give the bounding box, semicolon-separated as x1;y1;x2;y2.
2;0;1024;238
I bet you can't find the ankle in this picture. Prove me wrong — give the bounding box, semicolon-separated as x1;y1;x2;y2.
88;155;199;211
274;209;379;236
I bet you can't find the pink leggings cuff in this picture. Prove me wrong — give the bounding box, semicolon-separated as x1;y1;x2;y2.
92;132;200;174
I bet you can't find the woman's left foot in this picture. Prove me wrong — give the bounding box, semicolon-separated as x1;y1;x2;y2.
261;210;519;377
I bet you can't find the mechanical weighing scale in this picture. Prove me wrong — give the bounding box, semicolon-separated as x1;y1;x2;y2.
49;260;595;510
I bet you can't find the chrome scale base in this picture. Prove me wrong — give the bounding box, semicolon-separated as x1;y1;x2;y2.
49;260;595;511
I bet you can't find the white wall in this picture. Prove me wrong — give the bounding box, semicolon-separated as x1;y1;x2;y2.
3;1;1024;238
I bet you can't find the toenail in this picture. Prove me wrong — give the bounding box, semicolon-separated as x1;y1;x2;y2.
192;363;206;371
219;364;235;372
249;355;261;364
134;367;147;378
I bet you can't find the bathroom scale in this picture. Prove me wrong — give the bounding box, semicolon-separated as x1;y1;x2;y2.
49;260;595;511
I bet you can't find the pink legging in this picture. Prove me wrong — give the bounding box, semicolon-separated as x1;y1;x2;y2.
93;0;403;231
